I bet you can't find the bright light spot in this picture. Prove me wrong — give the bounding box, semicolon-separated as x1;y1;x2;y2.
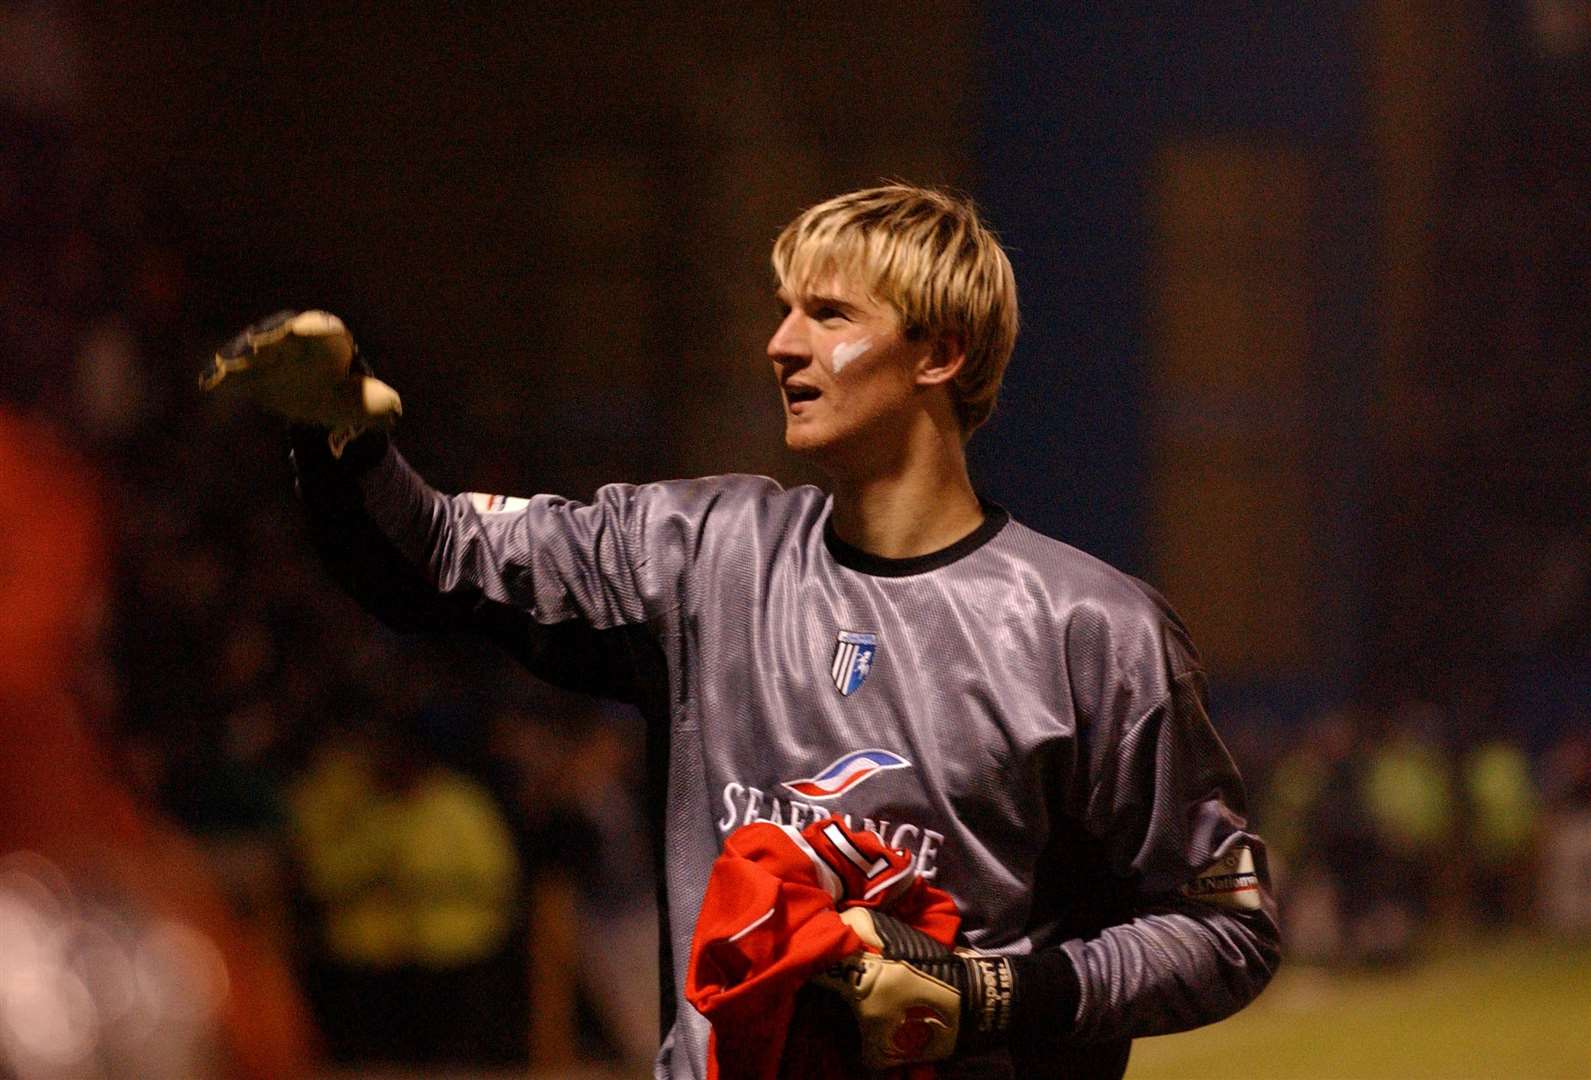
0;851;74;913
0;894;49;971
1;964;99;1067
72;923;139;1025
135;921;230;1024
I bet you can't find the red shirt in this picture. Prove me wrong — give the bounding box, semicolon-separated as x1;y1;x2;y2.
687;816;960;1079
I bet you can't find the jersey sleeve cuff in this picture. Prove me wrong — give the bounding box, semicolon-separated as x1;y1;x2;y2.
1006;946;1081;1056
289;423;389;475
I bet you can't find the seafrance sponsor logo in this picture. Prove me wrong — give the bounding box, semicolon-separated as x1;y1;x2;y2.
716;781;946;879
783;749;911;800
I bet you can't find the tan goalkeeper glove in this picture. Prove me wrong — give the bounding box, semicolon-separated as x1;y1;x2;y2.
811;907;1015;1070
200;310;401;433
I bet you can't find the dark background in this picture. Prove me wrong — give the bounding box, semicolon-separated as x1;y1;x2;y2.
71;2;1586;716
3;3;1588;1076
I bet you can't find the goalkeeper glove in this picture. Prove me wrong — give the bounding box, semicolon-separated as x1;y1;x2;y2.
201;310;401;432
811;907;1015;1070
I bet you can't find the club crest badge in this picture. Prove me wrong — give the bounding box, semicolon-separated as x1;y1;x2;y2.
830;630;878;696
783;748;912;800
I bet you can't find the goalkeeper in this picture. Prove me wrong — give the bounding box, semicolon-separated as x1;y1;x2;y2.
208;184;1279;1078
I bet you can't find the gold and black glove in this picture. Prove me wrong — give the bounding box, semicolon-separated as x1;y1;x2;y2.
811;907;1015;1070
201;310;401;439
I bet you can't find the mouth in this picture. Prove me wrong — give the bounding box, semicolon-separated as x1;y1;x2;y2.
783;384;822;413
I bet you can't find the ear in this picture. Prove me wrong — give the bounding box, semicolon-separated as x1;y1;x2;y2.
913;334;966;388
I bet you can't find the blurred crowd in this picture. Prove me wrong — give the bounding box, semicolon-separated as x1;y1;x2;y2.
1;34;658;1074
3;5;1589;1078
1226;700;1591;968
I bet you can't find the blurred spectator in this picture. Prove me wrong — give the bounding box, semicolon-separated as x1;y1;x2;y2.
1541;732;1591;811
1279;711;1385;963
1461;740;1540;925
563;714;659;1070
1360;705;1459;932
491;688;659;1071
1265;711;1357;877
289;707;523;1065
1267;705;1475;965
1540;732;1591;934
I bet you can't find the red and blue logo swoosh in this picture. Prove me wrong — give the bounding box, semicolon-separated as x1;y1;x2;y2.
782;749;911;800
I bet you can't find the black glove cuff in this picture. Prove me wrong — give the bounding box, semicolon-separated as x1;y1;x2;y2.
1006;948;1081;1057
290;422;389;475
962;953;1017;1041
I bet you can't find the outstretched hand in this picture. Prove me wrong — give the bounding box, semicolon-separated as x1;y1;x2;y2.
201;310;401;430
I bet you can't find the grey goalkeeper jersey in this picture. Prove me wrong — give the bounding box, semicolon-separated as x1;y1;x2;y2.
293;433;1280;1080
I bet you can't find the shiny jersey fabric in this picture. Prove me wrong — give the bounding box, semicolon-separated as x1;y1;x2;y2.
292;433;1280;1080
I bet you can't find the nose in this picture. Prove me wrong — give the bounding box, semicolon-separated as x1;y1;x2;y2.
766;309;810;369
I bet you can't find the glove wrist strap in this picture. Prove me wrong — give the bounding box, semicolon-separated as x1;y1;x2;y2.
960;954;1011;1037
962;953;1016;1044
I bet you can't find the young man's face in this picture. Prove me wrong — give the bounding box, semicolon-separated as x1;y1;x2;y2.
767;272;933;464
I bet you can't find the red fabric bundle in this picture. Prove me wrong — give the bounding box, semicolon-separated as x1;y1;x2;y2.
687;816;960;1079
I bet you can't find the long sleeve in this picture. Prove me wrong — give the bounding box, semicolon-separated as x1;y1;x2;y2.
1009;601;1281;1063
288;426;731;701
1060;665;1280;1040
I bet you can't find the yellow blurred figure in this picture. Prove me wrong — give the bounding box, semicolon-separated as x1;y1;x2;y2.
290;733;520;969
1465;741;1540;864
1363;731;1456;855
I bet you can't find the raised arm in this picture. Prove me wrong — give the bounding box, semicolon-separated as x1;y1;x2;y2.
206;310;681;700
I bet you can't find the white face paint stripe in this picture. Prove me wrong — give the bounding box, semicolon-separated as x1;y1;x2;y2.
831;336;872;375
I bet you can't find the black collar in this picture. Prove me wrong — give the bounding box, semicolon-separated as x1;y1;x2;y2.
824;498;1010;577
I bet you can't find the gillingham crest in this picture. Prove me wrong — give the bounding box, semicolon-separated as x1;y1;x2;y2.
830;630;878;696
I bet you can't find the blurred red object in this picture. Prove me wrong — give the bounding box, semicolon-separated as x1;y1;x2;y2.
0;406;318;1078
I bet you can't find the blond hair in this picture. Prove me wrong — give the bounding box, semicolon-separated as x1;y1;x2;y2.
771;184;1019;434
